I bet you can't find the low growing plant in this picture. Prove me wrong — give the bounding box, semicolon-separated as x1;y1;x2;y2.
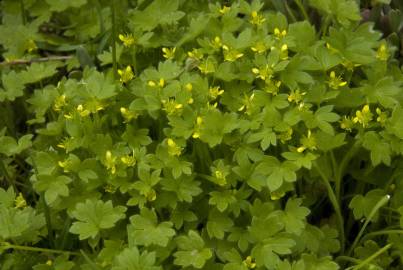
1;0;403;269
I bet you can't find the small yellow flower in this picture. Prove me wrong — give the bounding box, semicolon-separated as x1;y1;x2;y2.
243;256;256;269
264;80;282;95
209;86;224;99
53;95;67;111
46;260;53;266
340;116;354;131
146;189;157;201
120;107;138;122
376;108;387;126
121;153;136;167
251;42;267;54
14;193;27;209
274;28;287;38
222;45;244;62
342;60;361;72
192;116;203;139
219;5;231;15
238;93;255;114
207;101;218;110
162;99;183;115
187;48;203;60
25;39;37;53
58;159;72;173
105;150;117;174
288;89;306;104
118;33;135;47
280;44;288;60
252;64;274;81
297;130;317;153
353;105;373;128
76;104;90;117
118;66;135;83
187;98;194;104
278;127;293;143
210;36;222;49
250;11;266;26
214;170;227;186
162;47;176;60
328;71;347;89
148;80;156;87
167;138;182;156
376;43;389;61
185;83;193;91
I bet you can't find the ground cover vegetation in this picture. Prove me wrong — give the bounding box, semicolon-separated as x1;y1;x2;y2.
1;0;403;269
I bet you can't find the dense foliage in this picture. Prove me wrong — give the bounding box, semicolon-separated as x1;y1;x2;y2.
1;0;403;269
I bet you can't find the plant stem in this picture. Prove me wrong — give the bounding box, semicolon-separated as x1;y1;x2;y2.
334;142;360;202
361;229;403;242
110;0;117;79
0;56;73;66
346;244;392;270
0;242;79;256
313;162;345;254
294;0;309;22
284;1;297;23
347;195;391;256
20;0;26;25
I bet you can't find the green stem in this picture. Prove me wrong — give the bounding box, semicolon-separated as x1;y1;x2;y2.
20;0;26;25
319;15;332;36
0;242;79;256
41;193;54;248
313;162;345;254
361;229;403;242
346;244;392;270
335;142;360;202
110;0;117;79
335;256;361;264
294;0;309;22
284;1;297;23
347;195;391;256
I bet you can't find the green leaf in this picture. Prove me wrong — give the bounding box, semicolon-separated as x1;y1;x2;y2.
0;134;33;156
349;189;386;221
128;208;175;247
362;132;391;166
301;254;340;270
288;21;316;52
112;247;161;270
161;176;201;202
174;230;212;268
281;198;310;235
45;0;87;12
70;199;126;240
209;190;236;212
34;175;72;205
206;209;233;239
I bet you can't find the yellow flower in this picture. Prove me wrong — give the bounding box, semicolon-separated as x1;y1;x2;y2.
53;95;67;111
162;47;176;60
120;107;138;122
278;127;293;143
76;104;90;117
25;39;37;53
251;42;267;54
340;116;354;131
46;260;52;266
118;66;135;83
185;83;193;91
280;44;288;60
328;71;347;89
162;99;183;115
297;130;317;153
209;86;224;99
274;28;287;39
210;36;222;49
342;60;361;71
58;159;72;173
105;150;117;174
118;33;135;47
238;93;255;114
219;5;231;15
187;48;203;60
146;189;157;201
264;80;282;95
252;64;274;81
287;89;306;104
192;116;203;139
222;45;244;62
353;105;373;128
14;193;27;209
167;138;182;156
214;170;227;186
250;11;266;26
121;152;136;167
243;256;256;269
376;108;387;126
376;43;389;61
